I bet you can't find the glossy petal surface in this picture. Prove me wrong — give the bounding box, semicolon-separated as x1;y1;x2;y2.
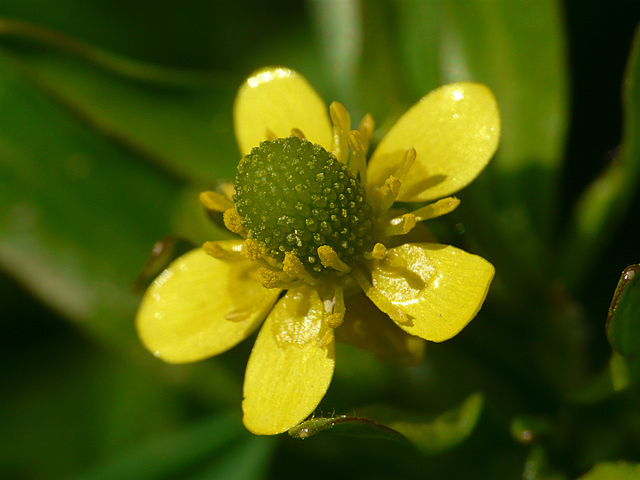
367;82;500;202
136;244;280;363
337;292;426;366
371;243;494;342
243;286;335;435
233;67;333;155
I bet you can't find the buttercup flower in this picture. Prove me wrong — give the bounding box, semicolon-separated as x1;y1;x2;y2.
136;67;500;435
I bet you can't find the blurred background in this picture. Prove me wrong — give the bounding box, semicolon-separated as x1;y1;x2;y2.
1;1;640;479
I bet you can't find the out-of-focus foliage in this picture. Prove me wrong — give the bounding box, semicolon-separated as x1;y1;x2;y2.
1;0;639;479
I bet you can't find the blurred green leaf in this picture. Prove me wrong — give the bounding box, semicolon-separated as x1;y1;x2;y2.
0;19;240;183
607;264;640;358
79;412;275;480
0;45;242;407
0;45;179;336
290;392;483;455
578;461;640;480
604;264;640;389
560;26;640;290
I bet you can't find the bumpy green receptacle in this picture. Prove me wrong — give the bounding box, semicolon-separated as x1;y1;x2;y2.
234;137;373;275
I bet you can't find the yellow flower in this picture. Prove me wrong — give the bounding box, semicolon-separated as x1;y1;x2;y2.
136;67;500;435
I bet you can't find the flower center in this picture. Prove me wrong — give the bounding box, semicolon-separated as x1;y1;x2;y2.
233;136;374;276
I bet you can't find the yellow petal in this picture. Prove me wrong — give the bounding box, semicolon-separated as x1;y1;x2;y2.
136;244;280;363
370;243;494;342
233;67;334;155
337;292;426;366
242;286;335;435
367;82;500;202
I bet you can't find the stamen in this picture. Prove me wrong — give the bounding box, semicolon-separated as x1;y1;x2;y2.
348;130;368;185
411;197;460;221
223;208;246;236
329;101;351;165
199;190;234;212
364;242;387;260
358;113;375;155
378;176;401;213
395;148;417;183
291;128;306;139
384;213;417;236
266;128;277;141
257;268;285;289
326;313;344;329
241;238;265;261
283;252;317;285
325;284;345;329
351;267;410;325
317;245;351;273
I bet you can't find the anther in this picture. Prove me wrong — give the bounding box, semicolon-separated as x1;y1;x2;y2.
395;148;417;182
241;238;265;261
283;252;317;285
199;190;234;212
290;128;306;139
257;268;284;289
411;197;460;221
329;101;351;165
358;113;375;154
364;242;387;260
378;176;401;213
385;213;417;236
348;130;367;185
326;312;344;329
223;208;246;236
317;245;351;273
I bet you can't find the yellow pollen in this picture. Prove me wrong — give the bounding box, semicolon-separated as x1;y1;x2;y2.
378;176;401;212
326;312;344;329
241;238;265;261
257;268;283;289
223;208;246;236
199;190;233;212
317;245;351;273
283;252;317;285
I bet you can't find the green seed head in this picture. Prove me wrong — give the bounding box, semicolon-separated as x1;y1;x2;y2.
233;136;374;275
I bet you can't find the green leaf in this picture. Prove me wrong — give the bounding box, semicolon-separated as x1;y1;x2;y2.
79;412;275;480
560;26;640;290
0;19;240;184
0;45;241;406
578;461;640;480
607;264;640;358
289;392;483;455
